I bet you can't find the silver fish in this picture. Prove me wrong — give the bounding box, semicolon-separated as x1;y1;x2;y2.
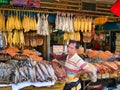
44;63;57;80
14;69;20;83
28;67;34;82
32;66;37;82
36;71;42;81
36;64;45;81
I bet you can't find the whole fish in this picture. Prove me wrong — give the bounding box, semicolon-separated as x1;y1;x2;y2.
36;64;45;81
28;67;34;82
44;63;57;81
14;68;20;83
32;66;37;82
38;63;52;81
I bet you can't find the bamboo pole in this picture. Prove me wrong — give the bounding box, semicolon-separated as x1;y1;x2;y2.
40;2;81;8
96;7;110;11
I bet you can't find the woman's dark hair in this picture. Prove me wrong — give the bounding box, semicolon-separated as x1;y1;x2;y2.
69;40;80;49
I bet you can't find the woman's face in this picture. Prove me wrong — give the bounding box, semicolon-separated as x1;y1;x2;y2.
67;43;77;55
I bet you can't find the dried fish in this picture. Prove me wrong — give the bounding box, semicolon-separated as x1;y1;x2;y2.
36;64;45;81
44;63;57;81
28;67;34;82
19;67;27;79
14;68;20;83
32;66;37;82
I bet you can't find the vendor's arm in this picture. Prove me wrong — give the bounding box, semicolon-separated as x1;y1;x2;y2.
74;59;93;78
75;67;93;78
52;59;65;66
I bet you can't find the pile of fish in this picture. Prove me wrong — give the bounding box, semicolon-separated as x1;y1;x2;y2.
11;59;57;84
5;30;25;48
37;13;49;36
22;15;36;32
0;60;18;84
0;53;11;61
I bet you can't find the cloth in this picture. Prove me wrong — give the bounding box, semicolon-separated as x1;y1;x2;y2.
87;63;97;82
11;81;56;90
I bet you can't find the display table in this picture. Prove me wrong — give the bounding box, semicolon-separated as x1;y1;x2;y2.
22;81;65;90
0;81;65;90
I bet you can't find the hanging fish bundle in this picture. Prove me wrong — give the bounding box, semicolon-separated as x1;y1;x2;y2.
6;15;15;31
22;14;37;32
64;32;80;41
19;30;25;48
0;12;5;31
7;31;13;46
22;15;30;32
7;30;25;48
24;32;43;47
73;16;93;32
36;13;49;36
14;14;22;30
55;12;74;32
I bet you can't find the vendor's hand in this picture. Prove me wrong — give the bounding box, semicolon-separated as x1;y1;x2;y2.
52;59;58;63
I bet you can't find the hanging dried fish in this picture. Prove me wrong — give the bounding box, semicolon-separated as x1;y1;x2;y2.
12;30;19;46
0;11;5;31
19;30;25;48
6;15;15;31
88;17;93;32
69;14;74;32
14;12;22;30
22;15;30;32
73;16;78;31
55;12;59;30
36;13;41;34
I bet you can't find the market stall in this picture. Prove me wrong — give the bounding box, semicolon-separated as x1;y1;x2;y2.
0;0;119;90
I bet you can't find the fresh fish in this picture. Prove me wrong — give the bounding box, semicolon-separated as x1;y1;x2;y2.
36;71;42;81
14;69;20;83
28;67;34;82
32;66;37;82
38;63;50;77
44;63;57;81
36;64;45;81
38;63;52;81
19;67;27;79
23;66;29;79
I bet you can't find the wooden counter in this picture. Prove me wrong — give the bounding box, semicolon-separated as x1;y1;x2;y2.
0;81;65;90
